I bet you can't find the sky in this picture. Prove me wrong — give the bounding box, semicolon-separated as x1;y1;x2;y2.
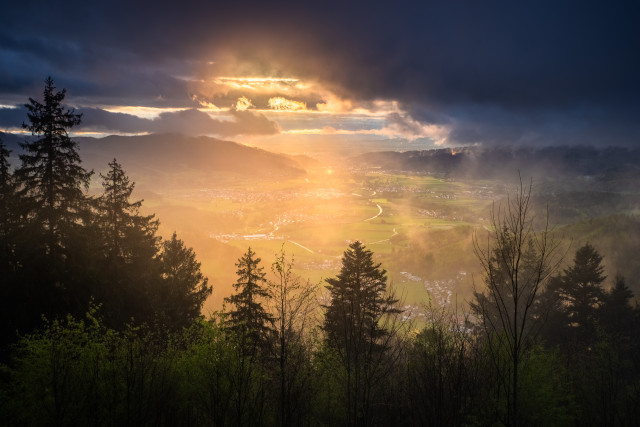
1;1;639;150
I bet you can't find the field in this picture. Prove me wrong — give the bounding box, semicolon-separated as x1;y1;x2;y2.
133;167;500;315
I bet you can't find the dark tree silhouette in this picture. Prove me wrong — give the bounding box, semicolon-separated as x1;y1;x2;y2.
323;241;403;426
472;180;559;427
15;77;92;255
559;243;606;328
96;158;159;263
599;275;638;354
0;139;16;268
156;232;212;330
0;139;21;350
266;247;317;427
225;247;274;355
9;77;93;322
94;159;160;326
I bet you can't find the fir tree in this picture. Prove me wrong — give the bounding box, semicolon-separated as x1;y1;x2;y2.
560;243;606;324
10;77;93;321
225;247;273;356
322;241;402;425
15;76;93;255
94;159;159;327
97;158;158;264
0;139;16;268
0;139;20;350
157;232;212;330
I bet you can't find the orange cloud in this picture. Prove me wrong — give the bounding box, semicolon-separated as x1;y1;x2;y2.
268;97;307;111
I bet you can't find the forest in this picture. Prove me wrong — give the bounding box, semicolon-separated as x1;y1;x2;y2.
0;79;639;426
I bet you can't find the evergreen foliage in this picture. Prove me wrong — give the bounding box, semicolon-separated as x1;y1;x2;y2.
8;77;93;325
225;247;274;356
560;243;606;326
322;241;403;426
0;139;16;264
97;158;158;263
157;232;212;330
323;241;399;355
93;158;161;327
15;76;93;255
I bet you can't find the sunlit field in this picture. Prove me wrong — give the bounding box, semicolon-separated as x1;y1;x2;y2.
131;164;498;315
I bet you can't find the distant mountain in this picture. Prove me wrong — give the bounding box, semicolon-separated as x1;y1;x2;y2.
0;131;33;154
76;133;306;179
1;132;306;185
354;145;640;188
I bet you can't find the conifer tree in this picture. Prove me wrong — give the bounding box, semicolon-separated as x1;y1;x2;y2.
601;275;637;343
157;232;211;330
15;77;92;255
0;139;16;268
10;77;93;321
97;158;158;264
225;247;273;356
94;159;160;326
559;243;606;326
0;139;20;349
322;241;402;425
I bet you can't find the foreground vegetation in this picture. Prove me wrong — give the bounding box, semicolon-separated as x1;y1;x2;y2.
1;79;639;426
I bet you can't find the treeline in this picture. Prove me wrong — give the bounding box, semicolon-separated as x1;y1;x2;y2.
1;79;640;426
1;238;639;425
355;145;640;186
0;78;212;347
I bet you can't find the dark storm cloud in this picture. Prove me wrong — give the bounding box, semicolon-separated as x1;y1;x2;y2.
0;106;29;129
1;1;639;146
145;109;280;136
0;106;280;137
80;108;280;137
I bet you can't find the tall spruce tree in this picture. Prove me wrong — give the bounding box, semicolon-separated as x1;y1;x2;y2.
97;158;158;263
157;232;211;330
0;139;16;269
16;77;92;256
12;77;93;321
0;139;20;350
322;241;402;426
560;243;606;325
225;247;273;356
95;159;160;326
547;243;607;349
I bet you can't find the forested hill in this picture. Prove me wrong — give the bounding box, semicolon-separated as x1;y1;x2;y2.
0;132;307;179
354;145;640;185
78;133;306;179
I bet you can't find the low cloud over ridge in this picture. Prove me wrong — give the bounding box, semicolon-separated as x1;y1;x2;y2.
1;1;639;146
0;106;280;137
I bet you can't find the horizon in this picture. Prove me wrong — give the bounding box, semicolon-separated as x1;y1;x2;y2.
1;2;640;152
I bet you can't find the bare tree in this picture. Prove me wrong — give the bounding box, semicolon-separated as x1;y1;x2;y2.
471;178;561;426
267;246;318;427
408;303;483;426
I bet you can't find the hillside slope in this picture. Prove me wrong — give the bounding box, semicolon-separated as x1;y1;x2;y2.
77;133;306;181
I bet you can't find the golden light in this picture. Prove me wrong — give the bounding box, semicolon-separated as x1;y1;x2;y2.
235;96;254;111
196;99;227;112
267;97;307;111
213;77;300;92
103;106;189;119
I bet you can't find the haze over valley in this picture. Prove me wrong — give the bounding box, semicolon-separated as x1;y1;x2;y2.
2;2;640;425
5;131;638;314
